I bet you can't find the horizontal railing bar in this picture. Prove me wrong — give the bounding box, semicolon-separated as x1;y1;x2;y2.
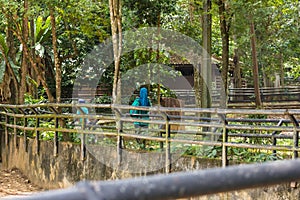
224;142;297;151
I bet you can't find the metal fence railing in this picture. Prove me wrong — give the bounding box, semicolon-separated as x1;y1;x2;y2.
172;86;300;108
1;103;300;198
1;103;300;168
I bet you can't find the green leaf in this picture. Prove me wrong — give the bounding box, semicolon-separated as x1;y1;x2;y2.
8;57;20;82
0;33;8;56
35;16;44;40
0;60;5;83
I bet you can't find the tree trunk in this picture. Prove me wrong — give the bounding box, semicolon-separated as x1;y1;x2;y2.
50;7;61;103
19;0;29;104
249;19;262;108
233;48;242;88
279;52;284;87
0;47;19;104
217;0;230;108
201;0;212;108
13;26;55;102
194;66;202;108
109;0;122;105
22;39;54;102
5;16;18;104
29;18;38;98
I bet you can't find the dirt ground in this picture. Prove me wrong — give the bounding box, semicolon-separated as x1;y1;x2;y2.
0;166;44;198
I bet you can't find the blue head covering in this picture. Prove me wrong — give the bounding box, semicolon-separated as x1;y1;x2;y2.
139;87;149;106
78;99;85;103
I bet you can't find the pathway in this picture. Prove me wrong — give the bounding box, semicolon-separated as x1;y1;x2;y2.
0;165;44;198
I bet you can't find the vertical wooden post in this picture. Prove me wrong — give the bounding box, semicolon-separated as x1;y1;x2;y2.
272;119;284;157
54;117;59;156
164;113;171;174
114;108;123;165
159;130;164;150
287;111;299;188
14;114;17;148
80;118;86;161
288;113;299;159
24;117;28;152
36;117;40;154
5;114;8;146
219;113;228;167
117;121;123;166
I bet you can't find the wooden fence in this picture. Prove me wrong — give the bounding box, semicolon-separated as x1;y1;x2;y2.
173;86;300;108
228;86;300;103
1;103;300;172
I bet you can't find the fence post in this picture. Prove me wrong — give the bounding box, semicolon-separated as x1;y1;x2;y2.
162;112;171;174
5;113;8;146
81;117;86;161
13;111;18;148
50;106;60;157
271;119;284;157
24;117;28;152
218;113;228;167
113;107;123;166
287;113;299;159
54;117;59;156
36;116;40;155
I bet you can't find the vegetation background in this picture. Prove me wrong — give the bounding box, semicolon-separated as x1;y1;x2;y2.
0;0;298;107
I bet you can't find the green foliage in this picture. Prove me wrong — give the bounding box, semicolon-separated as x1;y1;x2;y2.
230;0;300;86
24;89;46;104
0;60;5;82
183;145;221;158
39;122;63;141
0;33;8;56
228;147;281;163
123;0;177;26
92;95;112;114
0;0;298;105
93;95;112;104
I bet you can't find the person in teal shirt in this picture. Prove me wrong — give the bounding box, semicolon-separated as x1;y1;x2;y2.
130;87;151;127
77;99;89;126
130;87;151;148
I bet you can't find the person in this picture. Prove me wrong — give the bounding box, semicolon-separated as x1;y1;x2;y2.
76;99;89;127
130;87;151;148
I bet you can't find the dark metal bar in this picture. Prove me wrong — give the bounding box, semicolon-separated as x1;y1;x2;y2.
24;117;28;152
219;113;228;167
36;117;40;154
115;108;123;165
81;119;87;161
54;117;59;156
271;119;284;156
14;114;17;148
287;113;299;159
5;114;8;146
164;114;171;174
13;159;300;200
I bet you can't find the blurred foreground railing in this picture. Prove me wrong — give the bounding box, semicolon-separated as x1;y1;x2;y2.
6;159;300;200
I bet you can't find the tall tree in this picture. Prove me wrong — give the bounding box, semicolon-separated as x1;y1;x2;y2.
109;0;122;104
217;0;232;108
19;0;29;104
49;6;61;103
249;18;262;108
200;0;212;108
